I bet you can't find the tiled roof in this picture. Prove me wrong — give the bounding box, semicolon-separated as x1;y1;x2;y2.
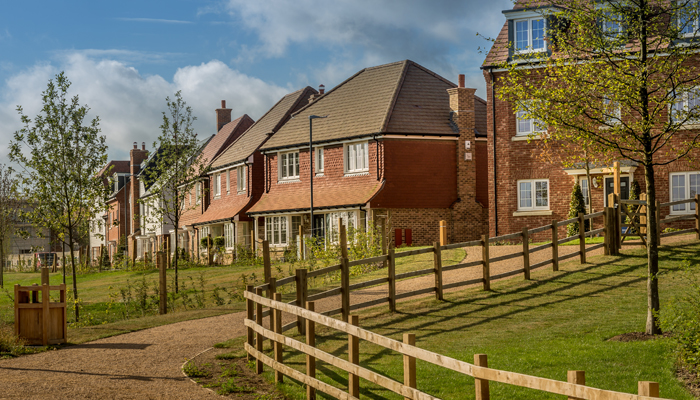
98;160;129;177
260;60;459;151
475;96;487;137
194;114;254;175
247;181;383;215
192;195;252;225
210;87;317;169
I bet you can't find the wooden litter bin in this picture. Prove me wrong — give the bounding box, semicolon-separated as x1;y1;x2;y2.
14;283;67;346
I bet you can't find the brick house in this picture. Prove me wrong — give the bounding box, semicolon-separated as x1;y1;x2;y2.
177;103;254;259
99;160;131;261
191;87;317;260
247;60;489;251
481;2;700;238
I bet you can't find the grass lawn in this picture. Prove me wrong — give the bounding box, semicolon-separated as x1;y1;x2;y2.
0;246;464;348
226;241;700;400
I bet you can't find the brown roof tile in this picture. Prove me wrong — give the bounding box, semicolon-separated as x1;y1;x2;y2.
248;181;383;214
192;195;251;225
260;60;459;151
210;87;317;169
193;114;254;175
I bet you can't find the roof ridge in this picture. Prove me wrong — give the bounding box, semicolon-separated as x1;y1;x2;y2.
270;86;316;133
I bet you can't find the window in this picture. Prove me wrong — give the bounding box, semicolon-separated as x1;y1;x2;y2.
601;11;623;39
237;166;247;193
214;174;221;197
291;216;302;242
580;178;590;208
266;216;288;245
515;17;546;53
196;182;201;204
670;171;700;213
315;147;324;174
671;87;700;124
224;223;235;248
516;107;546;136
345;142;369;174
226;169;230;194
603;96;621;124
325;211;357;242
518;179;549;210
279;152;299;181
678;5;698;37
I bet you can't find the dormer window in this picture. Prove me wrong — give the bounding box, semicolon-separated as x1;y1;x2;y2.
515;17;546;53
601;11;623;40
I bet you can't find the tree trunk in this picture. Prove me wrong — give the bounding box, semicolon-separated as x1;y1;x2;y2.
0;241;4;289
68;233;79;323
644;163;661;335
62;241;66;285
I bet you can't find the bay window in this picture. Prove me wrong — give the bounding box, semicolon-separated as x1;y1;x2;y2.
518;179;549;210
266;216;288;245
671;87;700;124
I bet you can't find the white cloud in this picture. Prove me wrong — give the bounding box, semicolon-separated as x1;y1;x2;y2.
115;18;192;24
0;53;289;164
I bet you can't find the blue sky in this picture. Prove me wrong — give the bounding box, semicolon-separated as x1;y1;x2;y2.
0;0;512;163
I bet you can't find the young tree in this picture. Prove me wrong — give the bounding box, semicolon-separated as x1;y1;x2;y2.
10;72;109;322
0;165;20;288
496;0;700;334
140;91;206;293
567;183;588;237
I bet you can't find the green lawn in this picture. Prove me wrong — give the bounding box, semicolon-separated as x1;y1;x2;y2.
230;241;699;400
0;246;464;347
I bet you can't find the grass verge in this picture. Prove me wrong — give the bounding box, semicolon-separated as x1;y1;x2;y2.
235;240;700;399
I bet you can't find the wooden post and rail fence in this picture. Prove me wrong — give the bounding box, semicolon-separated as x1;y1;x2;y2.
241;199;700;400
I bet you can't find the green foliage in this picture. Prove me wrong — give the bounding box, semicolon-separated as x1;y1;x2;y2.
183;361;210;378
9;72;109;322
213;236;225;249
200;237;213;248
661;260;700;375
567;183;588;237
625;180;643;234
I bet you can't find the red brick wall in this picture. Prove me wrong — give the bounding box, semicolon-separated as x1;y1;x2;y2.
475;139;488;207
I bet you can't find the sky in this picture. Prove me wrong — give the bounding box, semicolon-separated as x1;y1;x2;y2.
0;0;512;164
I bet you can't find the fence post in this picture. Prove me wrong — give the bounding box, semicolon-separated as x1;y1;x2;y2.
42;282;49;346
99;244;104;272
348;315;360;397
474;354;490;400
255;287;264;374
272;292;283;383
41;267;49;286
388;248;396;312
638;381;659;397
158;252;167;315
522;227;530;280
552;220;559;272
246;285;255;363
296;268;308;335
340;222;350;322
434;242;443;301
579;213;586;264
481;235;490;291
603;208;610;256
268;277;276;336
567;370;585;400
616;194;623;251
439;220;447;246
696;194;700;240
263;240;271;284
403;333;416;400
306;301;316;400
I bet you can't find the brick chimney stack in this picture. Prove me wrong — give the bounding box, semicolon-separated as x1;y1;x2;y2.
129;143;149;241
309;85;324;104
216;100;232;132
447;75;485;242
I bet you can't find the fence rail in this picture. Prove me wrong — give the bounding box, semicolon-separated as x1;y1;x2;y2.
245;291;667;400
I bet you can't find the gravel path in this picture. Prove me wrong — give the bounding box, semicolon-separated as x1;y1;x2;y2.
0;234;692;399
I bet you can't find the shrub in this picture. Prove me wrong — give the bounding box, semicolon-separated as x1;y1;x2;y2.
567;183;588;237
200;237;213;248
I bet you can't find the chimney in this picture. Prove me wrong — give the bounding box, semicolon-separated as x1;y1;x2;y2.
309;84;325;104
133;142;137;149
142;142;145;151
216;100;232;132
458;74;465;88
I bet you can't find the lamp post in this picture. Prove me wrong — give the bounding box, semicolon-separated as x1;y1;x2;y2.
308;115;328;237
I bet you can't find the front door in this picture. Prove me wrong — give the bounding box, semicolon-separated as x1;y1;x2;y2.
605;176;630;205
312;215;325;239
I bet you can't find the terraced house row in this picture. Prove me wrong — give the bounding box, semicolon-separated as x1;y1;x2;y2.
90;60;490;262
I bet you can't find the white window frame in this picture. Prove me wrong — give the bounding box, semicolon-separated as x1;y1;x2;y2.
601;11;623;40
196;182;201;204
224;223;235;249
214;174;221;197
669;171;700;214
579;177;590;209
237;165;247;193
278;151;300;181
344;141;369;174
516;105;546;136
226;169;230;194
679;6;699;38
517;179;550;211
315;147;324;174
603;96;622;125
514;17;547;54
671;87;700;124
265;216;288;245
